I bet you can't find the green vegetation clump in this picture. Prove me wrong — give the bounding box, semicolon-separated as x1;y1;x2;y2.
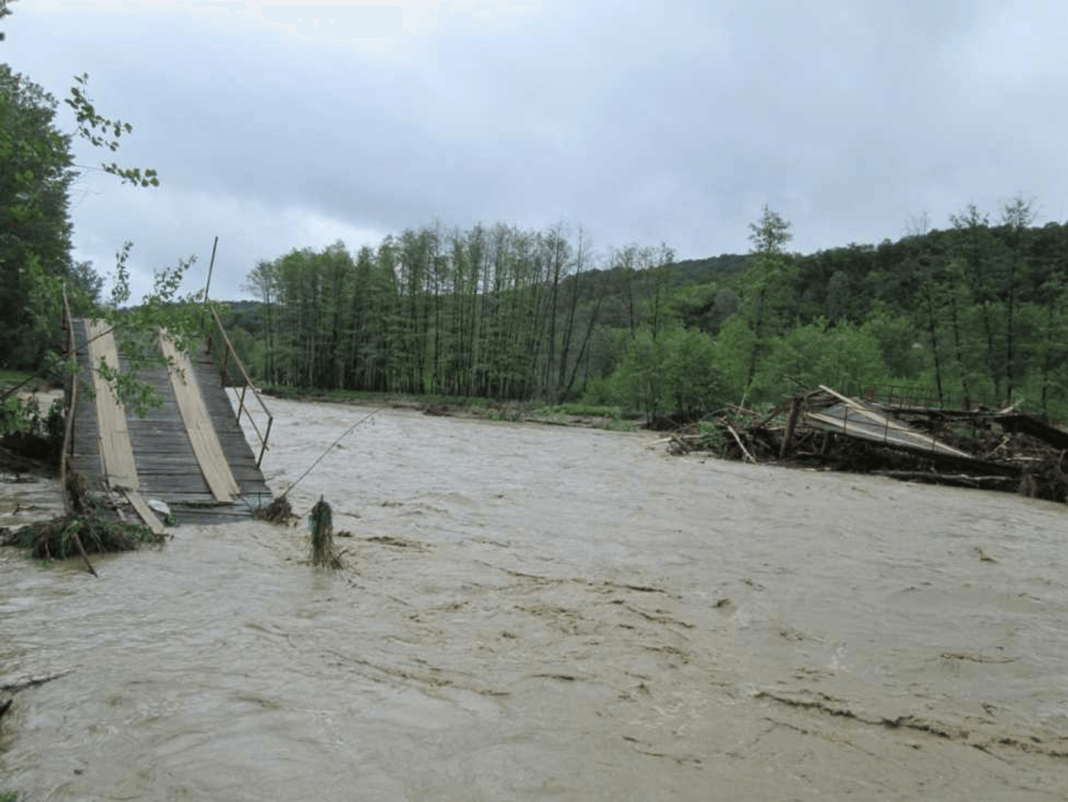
2;513;161;560
260;384;305;400
530;402;638;430
2;473;166;562
326;388;390;403
697;421;725;454
534;402;622;419
308;496;343;569
0;394;63;441
0;370;34;389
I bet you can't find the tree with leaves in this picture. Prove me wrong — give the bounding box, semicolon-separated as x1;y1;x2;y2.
948;204;1002;398
999;195;1035;403
2;0;164;379
66;74;159;188
740;204;795;390
0;64;76;366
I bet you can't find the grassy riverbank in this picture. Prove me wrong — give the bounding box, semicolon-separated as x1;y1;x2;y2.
0;371;35;393
260;386;638;431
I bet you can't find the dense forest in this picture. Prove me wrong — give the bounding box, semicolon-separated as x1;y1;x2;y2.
226;202;1068;422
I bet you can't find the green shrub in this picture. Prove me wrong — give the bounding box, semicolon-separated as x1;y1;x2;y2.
697;421;725;453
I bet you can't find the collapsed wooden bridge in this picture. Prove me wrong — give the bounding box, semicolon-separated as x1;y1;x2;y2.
664;384;1068;502
65;310;274;529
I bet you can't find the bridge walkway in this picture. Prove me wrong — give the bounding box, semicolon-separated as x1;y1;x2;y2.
69;319;273;528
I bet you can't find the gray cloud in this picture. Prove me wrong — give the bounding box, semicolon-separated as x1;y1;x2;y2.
7;0;1068;300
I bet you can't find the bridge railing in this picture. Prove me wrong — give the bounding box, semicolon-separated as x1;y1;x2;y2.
204;304;273;467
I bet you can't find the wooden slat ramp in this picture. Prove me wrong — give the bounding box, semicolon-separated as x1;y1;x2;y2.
83;320;166;534
71;319;273;527
158;330;241;502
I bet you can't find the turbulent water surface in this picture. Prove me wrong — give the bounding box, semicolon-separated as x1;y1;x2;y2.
2;397;1068;800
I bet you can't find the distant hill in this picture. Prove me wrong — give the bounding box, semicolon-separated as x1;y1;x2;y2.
671;254;748;284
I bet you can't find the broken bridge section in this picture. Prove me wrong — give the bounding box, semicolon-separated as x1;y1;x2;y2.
682;383;1068;501
69;319;273;527
803;385;974;459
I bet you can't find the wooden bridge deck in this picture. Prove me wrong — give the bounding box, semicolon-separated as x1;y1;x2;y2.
70;319;273;527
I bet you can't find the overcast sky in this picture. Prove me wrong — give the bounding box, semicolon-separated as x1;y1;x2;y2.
6;0;1068;301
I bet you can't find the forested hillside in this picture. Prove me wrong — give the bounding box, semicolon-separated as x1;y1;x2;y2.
4;47;1062;427
228;201;1068;423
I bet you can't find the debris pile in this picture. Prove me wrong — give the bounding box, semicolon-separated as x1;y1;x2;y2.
0;512;161;560
254;494;295;523
665;385;1068;502
0;472;167;569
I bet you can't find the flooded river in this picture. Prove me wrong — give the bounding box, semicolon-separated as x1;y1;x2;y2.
3;398;1068;800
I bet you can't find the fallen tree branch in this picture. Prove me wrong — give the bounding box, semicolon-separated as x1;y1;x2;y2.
726;423;756;463
870;470;1017;488
71;531;98;577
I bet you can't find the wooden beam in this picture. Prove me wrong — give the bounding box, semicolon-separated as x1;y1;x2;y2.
780;396;801;459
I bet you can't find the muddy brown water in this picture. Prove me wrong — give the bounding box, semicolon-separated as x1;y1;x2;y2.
3;397;1068;800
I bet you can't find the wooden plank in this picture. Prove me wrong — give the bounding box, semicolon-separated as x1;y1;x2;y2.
137;468;268;483
85;320;141;491
139;477;220;492
157;491;272;507
130;456;249;468
131;467;269;485
135;469;269;489
127;451;262;465
159;331;241;502
126;491;165;534
194;358;264;467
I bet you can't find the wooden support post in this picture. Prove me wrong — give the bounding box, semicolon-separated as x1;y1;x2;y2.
779;396;801;459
